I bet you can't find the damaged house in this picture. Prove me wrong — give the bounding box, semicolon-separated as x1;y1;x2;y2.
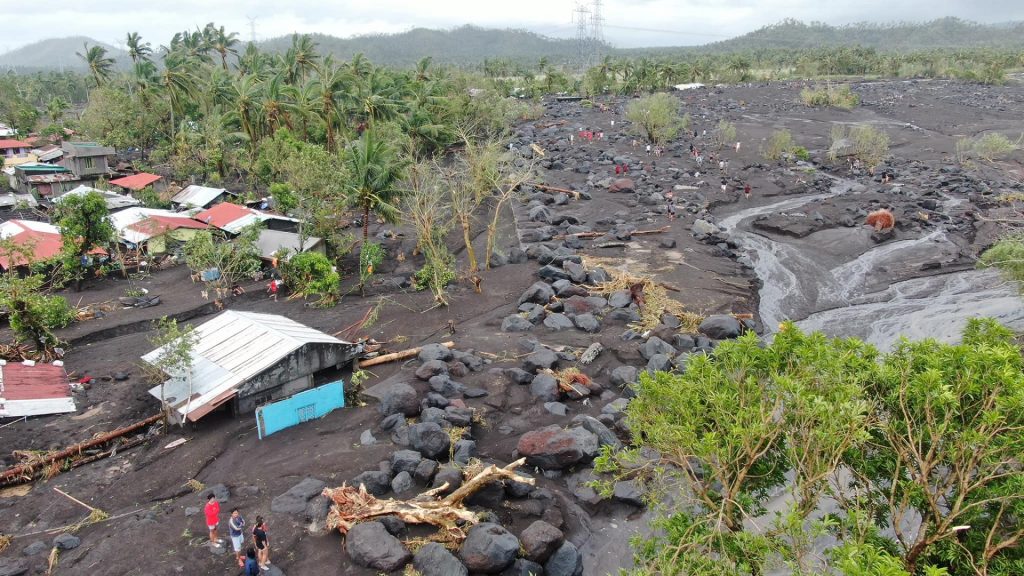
142;311;360;423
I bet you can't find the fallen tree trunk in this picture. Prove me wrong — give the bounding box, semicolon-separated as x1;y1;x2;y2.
530;183;580;199
358;341;454;369
0;414;161;487
323;458;533;541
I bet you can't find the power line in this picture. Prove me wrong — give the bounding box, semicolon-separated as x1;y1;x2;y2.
602;23;730;38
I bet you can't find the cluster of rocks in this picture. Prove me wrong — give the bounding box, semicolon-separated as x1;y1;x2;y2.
345;517;583;575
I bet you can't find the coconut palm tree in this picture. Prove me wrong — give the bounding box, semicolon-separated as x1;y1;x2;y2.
284;34;320;85
126;32;152;65
159;52;199;137
226;73;263;152
76;43;115;87
207;24;240;71
46;97;69;124
282;80;319;141
313;56;347;152
340;128;409;243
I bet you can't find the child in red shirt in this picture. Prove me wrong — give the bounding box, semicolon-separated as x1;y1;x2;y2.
205;494;223;547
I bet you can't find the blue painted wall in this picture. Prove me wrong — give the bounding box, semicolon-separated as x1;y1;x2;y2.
256;380;345;439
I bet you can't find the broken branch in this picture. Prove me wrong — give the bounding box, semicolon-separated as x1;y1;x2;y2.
358;341;455;369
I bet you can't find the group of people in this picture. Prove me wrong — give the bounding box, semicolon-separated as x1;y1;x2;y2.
205;493;271;573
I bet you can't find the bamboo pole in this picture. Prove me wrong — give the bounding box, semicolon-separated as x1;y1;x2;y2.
0;414;162;486
358;341;455;369
530;183;580;198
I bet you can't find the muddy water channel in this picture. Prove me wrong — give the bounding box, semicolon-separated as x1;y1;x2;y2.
719;179;1024;349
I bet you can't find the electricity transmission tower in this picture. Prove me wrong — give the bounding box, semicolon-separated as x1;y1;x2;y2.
572;0;606;71
590;0;605;65
246;16;258;43
573;3;591;71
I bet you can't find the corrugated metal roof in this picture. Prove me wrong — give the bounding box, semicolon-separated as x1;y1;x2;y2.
171;185;230;209
109;172;162;191
143;311;351;421
257;229;323;260
0;361;76;418
194;202;299;234
56;185;141;210
111;207;196;244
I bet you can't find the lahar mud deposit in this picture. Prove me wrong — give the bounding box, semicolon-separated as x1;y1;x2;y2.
720;177;1024;349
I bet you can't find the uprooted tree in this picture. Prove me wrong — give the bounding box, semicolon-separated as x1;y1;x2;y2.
50;190;115;291
323;458;533;543
0;274;75;358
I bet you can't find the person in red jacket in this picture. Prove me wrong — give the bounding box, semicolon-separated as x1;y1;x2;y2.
204;493;223;548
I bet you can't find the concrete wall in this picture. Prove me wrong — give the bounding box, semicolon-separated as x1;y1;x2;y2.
234;342;359;414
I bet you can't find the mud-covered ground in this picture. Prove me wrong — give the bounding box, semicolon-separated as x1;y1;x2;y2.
1;78;1022;576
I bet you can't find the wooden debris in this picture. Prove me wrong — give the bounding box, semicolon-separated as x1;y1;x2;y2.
358;341;455;369
530;143;546;157
530;183;580;199
0;414;162;487
323;458;534;542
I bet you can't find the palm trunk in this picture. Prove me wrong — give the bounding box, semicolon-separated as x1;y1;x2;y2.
460;217;477;272
363;204;370;242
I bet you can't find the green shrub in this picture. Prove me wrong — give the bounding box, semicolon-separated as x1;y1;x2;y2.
711;119;737;150
281;251;340;304
958;132;1020;163
626;93;684;145
979;234;1024;285
412;256;455;293
830;124;889;167
800;84;860;109
761;129;796;161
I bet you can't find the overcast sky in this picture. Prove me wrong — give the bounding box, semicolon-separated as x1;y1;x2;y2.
1;0;1022;53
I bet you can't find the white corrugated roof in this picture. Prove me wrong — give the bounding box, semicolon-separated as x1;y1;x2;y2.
0;219;58;238
257;229;323;260
143;311;349;421
110;207;193;244
172;185;229;209
55;185;141;210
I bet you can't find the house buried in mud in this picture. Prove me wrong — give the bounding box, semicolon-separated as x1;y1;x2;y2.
142;311;361;423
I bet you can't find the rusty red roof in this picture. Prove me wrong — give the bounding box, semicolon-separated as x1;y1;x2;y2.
0;139;31;149
126;215;208;239
195;202;254;229
109;172;162;191
0;362;76;417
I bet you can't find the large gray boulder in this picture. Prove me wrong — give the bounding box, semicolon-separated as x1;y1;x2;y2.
379;382;420;416
345;521;411;571
640;336;677;360
699;315;744;340
418;343;454;363
516;425;599;469
544;541;584;576
519;520;564;563
271;477;326;514
519;281;555;305
408;422;451;459
414;542;468;576
523;348;559;372
459;522;520;573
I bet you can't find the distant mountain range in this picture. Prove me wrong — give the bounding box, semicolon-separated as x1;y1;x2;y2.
1;18;1022;72
0;36;130;72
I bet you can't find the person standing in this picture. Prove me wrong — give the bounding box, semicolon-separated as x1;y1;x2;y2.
252;516;271;570
645;144;651;155
244;548;261;576
204;494;222;548
665;191;677;221
229;509;247;568
744;183;752;199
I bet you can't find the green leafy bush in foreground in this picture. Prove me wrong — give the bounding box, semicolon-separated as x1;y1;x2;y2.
605;319;1024;576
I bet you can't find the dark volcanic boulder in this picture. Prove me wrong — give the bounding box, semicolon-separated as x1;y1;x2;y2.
698;315;744;340
459;522;520;573
408;422;451;459
379;382;420;416
519;281;555;305
271;477;326;514
351;470;391;496
524;348;559;372
414;542;468;576
517;425;599;469
519;520;564;563
544;541;584;576
345;521;411;571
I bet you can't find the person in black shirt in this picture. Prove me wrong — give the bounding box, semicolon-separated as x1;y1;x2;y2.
252;516;270;571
